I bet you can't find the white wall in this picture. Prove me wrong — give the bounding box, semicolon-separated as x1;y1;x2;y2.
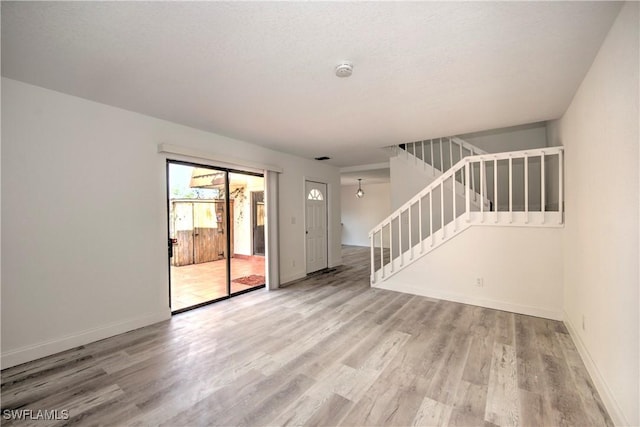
341;182;391;247
390;154;434;211
375;226;564;320
547;3;639;425
1;78;342;368
460;122;548;153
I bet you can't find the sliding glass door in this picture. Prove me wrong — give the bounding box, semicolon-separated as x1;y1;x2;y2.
167;161;265;313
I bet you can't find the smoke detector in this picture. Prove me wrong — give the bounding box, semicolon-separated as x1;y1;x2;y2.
335;61;353;78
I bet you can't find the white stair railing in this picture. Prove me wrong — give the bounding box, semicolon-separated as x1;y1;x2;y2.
395;136;488;175
370;146;564;284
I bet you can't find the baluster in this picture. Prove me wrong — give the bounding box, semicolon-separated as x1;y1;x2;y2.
429;191;434;247
419;195;423;253
370;233;375;283
541;152;546;223
558;150;563;224
480;159;485;222
524;154;529;224
413;142;416;165
509;155;513;224
409;204;413;260
399;213;403;266
431;140;435;176
440;182;445;240
452;174;457;231
465;161;471;223
422;141;425;170
459;142;463;167
449;137;454;170
471;161;476;201
389;221;393;273
494;157;498;223
379;229;384;277
439;138;444;172
483;159;488;215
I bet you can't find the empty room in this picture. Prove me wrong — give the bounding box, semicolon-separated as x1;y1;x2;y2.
1;2;638;426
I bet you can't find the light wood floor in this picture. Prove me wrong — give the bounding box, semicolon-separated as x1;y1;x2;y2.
1;246;611;426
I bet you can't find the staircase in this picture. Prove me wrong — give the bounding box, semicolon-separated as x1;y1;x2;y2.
370;137;564;284
394;137;487;176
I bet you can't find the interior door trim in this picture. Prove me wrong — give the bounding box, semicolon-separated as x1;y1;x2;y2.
304;179;329;274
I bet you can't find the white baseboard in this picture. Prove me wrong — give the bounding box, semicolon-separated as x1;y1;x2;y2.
373;281;563;320
279;271;306;287
563;311;629;427
1;309;171;369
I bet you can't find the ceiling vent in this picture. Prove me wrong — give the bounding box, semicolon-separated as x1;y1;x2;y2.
335;61;353;78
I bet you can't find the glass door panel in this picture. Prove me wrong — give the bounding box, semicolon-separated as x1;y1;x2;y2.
229;172;266;295
168;162;229;311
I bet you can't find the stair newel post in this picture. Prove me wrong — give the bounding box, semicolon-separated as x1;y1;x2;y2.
509;155;513;224
494;156;498;224
429;190;434;247
541;152;546;223
370;232;375;283
524;153;529;224
465;160;471;223
558;150;563;224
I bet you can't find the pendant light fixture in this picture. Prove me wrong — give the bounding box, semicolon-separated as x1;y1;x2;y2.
356;178;365;198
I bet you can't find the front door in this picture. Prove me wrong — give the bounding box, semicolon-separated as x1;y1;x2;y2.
305;181;328;274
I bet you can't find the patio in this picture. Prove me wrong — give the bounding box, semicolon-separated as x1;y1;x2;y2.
170;255;265;311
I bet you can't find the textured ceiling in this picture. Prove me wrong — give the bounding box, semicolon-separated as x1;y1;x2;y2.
340;167;391;186
1;1;622;167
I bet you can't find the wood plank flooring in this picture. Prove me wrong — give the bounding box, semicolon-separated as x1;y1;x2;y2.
1;246;612;426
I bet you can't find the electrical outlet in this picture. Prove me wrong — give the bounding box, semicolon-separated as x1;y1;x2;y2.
582;315;586;331
476;277;484;287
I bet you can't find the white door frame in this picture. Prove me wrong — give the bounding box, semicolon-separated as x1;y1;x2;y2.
304;179;329;274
